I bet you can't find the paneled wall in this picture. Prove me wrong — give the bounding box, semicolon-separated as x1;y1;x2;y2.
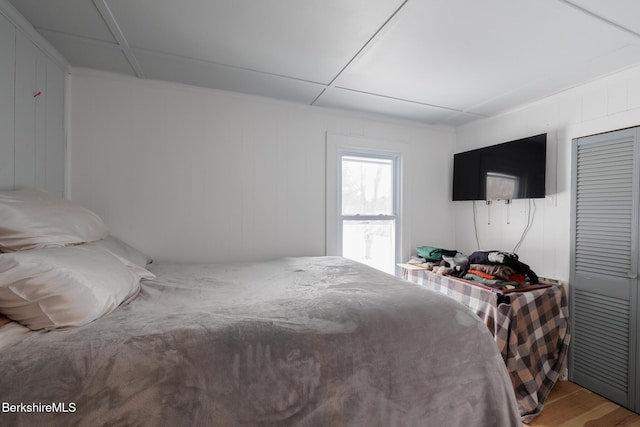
0;12;15;187
0;5;66;196
455;64;640;282
68;71;456;264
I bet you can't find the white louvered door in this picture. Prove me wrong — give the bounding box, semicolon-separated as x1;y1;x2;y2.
570;126;640;411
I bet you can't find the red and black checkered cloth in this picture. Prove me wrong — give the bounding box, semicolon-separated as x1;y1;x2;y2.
405;269;570;423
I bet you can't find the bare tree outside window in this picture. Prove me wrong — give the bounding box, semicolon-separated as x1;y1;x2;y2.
340;154;397;274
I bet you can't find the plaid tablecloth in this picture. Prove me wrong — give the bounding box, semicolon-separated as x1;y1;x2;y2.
404;268;570;423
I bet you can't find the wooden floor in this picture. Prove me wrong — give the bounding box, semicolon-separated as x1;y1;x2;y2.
525;381;640;427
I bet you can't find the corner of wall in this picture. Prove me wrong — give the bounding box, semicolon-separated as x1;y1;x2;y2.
0;0;70;72
64;73;72;200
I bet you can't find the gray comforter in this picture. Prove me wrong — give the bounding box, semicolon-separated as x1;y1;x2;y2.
0;256;519;426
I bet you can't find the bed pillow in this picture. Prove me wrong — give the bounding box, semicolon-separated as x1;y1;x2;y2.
0;188;108;252
0;245;154;331
88;235;151;268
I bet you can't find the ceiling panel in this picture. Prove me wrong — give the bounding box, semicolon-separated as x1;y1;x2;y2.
437;112;491;127
314;87;471;125
565;0;640;36
333;0;640;112
105;0;405;84
6;0;640;126
8;0;115;43
467;44;640;116
42;32;135;76
134;49;326;104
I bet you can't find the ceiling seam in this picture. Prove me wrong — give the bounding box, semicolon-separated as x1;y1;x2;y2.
132;46;328;86
37;28;121;48
558;0;640;40
334;86;486;116
92;0;145;78
310;0;409;106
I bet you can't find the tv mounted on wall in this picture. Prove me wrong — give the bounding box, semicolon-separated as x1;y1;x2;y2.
452;134;547;201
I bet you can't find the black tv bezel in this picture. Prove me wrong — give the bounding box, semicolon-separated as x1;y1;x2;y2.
452;133;547;201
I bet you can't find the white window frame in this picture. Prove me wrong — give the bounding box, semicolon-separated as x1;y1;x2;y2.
337;149;401;273
326;133;406;276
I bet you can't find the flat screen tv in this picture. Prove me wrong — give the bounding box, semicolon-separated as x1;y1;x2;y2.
452;134;547;201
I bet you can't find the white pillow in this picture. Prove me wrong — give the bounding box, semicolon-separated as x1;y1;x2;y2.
0;188;108;252
0;245;154;331
88;235;151;268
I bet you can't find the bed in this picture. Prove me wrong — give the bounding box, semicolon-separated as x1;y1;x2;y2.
0;189;520;426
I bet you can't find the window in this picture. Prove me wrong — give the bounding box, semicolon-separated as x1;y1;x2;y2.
338;150;400;274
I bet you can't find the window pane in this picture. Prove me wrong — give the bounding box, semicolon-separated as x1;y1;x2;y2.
342;156;393;215
342;220;395;274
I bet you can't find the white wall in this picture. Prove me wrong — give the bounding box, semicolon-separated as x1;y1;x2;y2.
455;65;640;282
68;70;456;264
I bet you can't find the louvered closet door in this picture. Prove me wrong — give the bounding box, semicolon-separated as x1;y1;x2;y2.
570;127;640;411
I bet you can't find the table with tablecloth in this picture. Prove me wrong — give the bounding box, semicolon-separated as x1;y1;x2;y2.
401;266;570;423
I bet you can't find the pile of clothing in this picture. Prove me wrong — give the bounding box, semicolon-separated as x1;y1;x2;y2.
465;251;539;288
411;246;539;290
412;246;466;277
